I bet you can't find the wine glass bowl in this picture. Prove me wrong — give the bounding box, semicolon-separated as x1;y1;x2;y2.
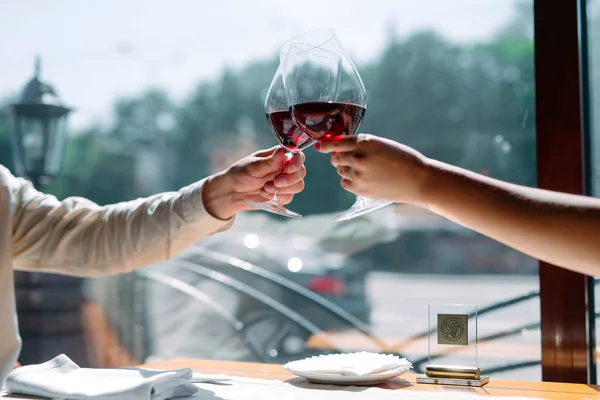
244;65;307;218
280;29;392;221
248;29;392;221
266;66;315;153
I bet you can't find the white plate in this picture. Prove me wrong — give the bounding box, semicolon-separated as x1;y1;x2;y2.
284;352;411;375
286;366;411;385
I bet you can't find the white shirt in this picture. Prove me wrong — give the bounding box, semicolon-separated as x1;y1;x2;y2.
0;164;234;387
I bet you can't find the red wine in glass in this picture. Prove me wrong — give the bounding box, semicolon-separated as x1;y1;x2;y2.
291;101;366;140
281;30;390;221
266;110;315;152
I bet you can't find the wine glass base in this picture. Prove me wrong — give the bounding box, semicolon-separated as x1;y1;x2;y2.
245;200;302;219
334;199;392;221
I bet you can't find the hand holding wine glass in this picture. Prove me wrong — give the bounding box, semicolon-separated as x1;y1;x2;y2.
244;65;314;218
203;146;306;220
315;133;429;205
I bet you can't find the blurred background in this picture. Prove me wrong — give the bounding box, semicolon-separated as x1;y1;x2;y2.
0;0;569;382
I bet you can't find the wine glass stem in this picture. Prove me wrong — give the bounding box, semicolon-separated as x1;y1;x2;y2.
355;194;368;207
271;191;281;205
269;150;295;206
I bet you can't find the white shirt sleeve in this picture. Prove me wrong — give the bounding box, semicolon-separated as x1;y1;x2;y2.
6;166;234;277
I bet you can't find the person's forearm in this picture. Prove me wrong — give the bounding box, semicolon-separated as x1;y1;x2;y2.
202;171;237;220
420;159;600;276
12;178;233;277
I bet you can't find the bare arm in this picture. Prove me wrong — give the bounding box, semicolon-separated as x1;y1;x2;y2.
424;159;600;276
317;134;600;276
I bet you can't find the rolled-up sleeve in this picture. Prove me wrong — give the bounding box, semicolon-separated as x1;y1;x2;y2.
9;169;234;277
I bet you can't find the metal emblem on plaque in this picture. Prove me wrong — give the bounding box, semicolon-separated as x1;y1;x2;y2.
438;314;468;346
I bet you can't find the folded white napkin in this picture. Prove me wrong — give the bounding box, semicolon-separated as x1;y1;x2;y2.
6;354;198;400
284;352;412;376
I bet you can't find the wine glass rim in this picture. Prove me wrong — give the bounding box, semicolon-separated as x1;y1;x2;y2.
278;28;336;55
281;43;341;60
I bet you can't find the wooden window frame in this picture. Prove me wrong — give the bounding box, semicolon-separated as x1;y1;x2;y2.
534;0;596;383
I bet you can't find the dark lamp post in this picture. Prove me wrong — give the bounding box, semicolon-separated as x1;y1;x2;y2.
3;57;72;187
2;58;88;367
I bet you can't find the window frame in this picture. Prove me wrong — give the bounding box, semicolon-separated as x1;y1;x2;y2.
534;0;596;383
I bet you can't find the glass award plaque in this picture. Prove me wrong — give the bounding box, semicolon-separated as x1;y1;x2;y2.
416;303;489;387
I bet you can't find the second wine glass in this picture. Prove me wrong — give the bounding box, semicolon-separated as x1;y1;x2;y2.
281;29;392;221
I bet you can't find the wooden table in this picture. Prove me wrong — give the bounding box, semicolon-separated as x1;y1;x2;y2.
2;358;599;399
143;359;600;399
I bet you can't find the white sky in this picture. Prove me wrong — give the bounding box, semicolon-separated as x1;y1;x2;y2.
0;0;518;129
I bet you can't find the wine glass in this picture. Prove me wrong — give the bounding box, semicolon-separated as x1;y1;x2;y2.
281;29;392;221
244;65;315;218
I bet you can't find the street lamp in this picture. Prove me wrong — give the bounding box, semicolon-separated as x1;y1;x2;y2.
2;57;72;188
2;57;85;366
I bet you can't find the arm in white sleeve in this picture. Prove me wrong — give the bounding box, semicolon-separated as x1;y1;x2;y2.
7;166;234;277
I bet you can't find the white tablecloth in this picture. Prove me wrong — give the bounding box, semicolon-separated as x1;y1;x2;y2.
188;376;546;400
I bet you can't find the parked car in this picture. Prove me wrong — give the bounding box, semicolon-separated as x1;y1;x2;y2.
142;220;371;361
89;209;408;365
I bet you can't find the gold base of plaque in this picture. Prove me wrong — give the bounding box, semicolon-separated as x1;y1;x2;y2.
416;375;490;387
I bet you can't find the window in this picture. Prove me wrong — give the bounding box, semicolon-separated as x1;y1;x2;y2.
1;0;541;380
585;0;600;383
